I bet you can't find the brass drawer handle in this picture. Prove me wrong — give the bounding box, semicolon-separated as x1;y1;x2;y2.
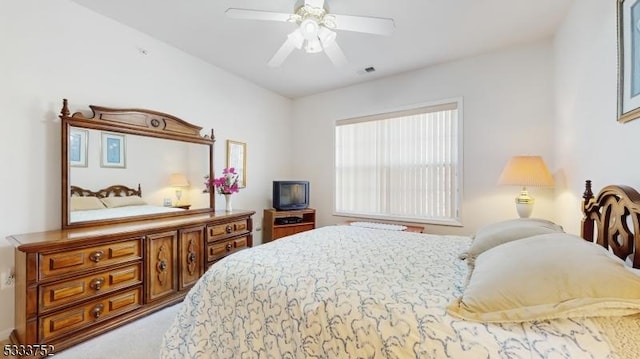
90;277;105;291
225;225;233;234
187;252;196;264
158;259;168;271
89;250;105;263
92;303;104;319
225;243;233;251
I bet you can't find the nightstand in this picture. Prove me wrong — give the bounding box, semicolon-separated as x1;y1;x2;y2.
263;208;316;242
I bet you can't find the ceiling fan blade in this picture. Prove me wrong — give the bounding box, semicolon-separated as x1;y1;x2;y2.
225;8;292;22
268;39;295;67
318;27;346;67
304;0;325;8
268;30;304;67
332;14;395;36
323;40;347;67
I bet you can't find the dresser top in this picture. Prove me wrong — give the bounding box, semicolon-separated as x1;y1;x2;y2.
7;210;255;252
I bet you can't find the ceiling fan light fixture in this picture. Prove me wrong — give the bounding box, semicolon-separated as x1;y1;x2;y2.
318;26;336;45
305;38;322;53
300;18;319;40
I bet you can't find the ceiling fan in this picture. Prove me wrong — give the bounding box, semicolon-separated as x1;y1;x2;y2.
225;0;395;67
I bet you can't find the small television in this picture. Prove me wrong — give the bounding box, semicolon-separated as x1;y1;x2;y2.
272;180;310;211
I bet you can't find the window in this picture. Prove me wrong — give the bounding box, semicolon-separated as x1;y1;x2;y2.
334;99;462;224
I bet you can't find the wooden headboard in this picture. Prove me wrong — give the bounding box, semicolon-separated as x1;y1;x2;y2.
70;184;142;198
582;180;640;268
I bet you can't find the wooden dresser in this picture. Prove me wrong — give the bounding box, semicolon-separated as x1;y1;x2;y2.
7;210;254;354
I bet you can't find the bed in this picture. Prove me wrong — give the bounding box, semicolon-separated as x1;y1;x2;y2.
69;184;184;222
160;181;640;358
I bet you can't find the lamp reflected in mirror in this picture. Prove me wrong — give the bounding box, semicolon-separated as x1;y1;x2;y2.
169;173;190;206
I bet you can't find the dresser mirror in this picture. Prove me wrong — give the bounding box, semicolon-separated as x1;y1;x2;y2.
61;99;215;229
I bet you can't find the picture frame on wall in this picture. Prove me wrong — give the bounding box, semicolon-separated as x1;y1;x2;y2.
617;0;640;123
226;140;246;188
101;132;126;168
69;128;88;167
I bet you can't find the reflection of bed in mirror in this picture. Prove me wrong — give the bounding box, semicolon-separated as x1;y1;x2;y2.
69;184;185;222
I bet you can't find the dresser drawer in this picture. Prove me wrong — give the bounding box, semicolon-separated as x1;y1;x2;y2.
39;263;142;313
207;220;249;242
207;236;248;262
39;239;142;280
40;286;142;341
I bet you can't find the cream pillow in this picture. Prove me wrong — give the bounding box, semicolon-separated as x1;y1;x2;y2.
460;218;564;261
472;218;563;238
100;195;147;208
447;233;640;322
70;196;106;211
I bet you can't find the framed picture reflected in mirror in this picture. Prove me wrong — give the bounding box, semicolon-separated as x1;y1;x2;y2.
101;132;126;168
69;128;88;167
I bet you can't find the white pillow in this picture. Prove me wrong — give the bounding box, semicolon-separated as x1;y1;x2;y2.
70;196;106;211
472;218;563;238
100;196;147;208
447;233;640;322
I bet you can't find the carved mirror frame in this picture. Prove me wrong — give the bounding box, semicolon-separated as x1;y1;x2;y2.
60;99;215;229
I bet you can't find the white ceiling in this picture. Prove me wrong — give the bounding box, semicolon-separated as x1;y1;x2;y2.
70;0;574;99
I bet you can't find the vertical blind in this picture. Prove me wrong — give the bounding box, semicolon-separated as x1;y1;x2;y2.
335;101;461;223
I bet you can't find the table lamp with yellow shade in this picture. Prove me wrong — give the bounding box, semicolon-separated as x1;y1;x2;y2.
498;156;554;218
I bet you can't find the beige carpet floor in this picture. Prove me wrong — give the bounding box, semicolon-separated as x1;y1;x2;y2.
53;303;181;359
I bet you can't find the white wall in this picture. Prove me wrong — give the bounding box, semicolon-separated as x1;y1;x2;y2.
0;0;293;339
291;41;557;235
553;0;640;235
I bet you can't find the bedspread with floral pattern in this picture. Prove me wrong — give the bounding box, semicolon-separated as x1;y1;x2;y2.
161;226;619;359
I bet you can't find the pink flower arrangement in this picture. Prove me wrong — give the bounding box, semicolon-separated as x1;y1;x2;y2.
206;167;240;195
